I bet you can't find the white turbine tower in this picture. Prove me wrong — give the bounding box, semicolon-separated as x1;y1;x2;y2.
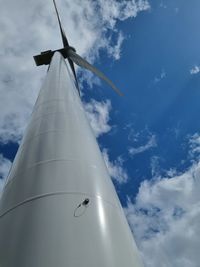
0;1;143;266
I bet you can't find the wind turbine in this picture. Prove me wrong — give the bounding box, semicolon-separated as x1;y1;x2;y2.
34;0;123;97
0;1;143;266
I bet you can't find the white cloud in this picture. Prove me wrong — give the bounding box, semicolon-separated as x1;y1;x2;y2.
0;0;150;144
84;99;112;137
190;65;200;75
102;148;128;183
150;156;161;177
94;0;150;29
128;128;140;142
0;154;12;195
106;31;125;60
78;70;101;90
159;2;167;9
129;134;157;156
174;7;179;13
189;133;200;160
120;0;150;20
154;69;166;83
125;137;200;267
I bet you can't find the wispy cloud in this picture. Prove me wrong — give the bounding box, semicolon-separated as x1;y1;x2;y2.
0;154;11;195
106;31;125;60
190;65;200;75
102;148;128;183
159;2;167;9
128;128;140;142
129;134;157;156
150;156;161;177
188;133;200;160
97;0;150;25
125;137;200;267
154;69;166;83
84;99;112;138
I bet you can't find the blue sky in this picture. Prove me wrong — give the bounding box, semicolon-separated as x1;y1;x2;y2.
1;0;200;266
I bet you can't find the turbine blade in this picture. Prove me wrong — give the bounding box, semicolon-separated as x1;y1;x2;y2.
53;0;69;47
67;50;123;96
68;58;81;96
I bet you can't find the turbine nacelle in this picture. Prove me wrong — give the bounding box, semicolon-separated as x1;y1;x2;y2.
34;46;76;66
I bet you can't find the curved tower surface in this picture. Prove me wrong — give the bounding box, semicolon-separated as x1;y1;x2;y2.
0;52;143;267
